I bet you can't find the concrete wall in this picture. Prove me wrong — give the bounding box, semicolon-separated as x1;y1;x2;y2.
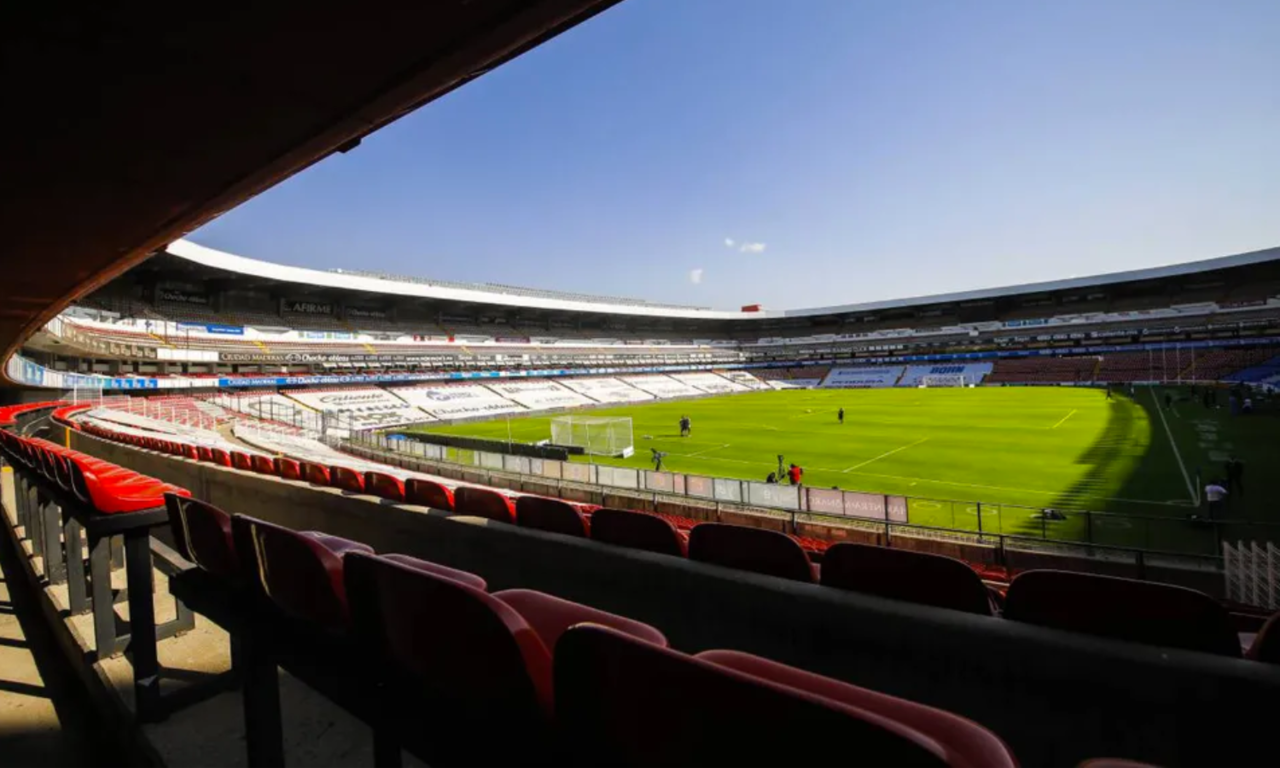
72;430;1280;768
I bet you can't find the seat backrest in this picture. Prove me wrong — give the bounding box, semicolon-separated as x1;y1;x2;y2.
688;523;814;583
820;543;993;615
555;625;948;767
365;472;405;502
170;496;239;579
1247;613;1280;663
453;486;515;524
405;478;454;510
588;508;686;557
302;462;331;486
344;552;547;719
515;496;588;538
238;515;370;631
210;448;232;467
698;649;1017;768
231;452;254;471
274;457;301;480
251;455;276;475
1004;570;1241;656
329;465;365;493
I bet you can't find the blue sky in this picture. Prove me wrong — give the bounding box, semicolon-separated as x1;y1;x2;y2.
191;0;1280;310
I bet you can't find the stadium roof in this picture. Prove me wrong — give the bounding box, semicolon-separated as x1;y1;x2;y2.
782;246;1280;319
153;239;1280;325
0;1;620;383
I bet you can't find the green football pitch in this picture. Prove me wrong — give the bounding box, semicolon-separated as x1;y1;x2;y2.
404;386;1280;556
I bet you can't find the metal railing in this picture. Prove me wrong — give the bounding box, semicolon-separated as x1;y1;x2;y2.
349;432;1279;561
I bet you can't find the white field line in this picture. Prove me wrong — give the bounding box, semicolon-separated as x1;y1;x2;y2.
1050;409;1077;429
1149;386;1197;504
841;437;929;473
682;443;732;458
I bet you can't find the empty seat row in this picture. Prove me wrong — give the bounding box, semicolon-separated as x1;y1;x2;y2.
507;501;1279;661
0;431;190;514
165;494;1022;767
0;401;66;428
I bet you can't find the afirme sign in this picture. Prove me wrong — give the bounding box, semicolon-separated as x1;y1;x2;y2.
218;351;453;364
283;299;333;315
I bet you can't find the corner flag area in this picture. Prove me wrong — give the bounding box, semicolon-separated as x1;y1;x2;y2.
408;386;1280;556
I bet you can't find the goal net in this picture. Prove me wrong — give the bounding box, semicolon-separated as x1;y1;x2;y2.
919;375;969;388
550;416;635;457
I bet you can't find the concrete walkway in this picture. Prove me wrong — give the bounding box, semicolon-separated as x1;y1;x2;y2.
0;467;124;767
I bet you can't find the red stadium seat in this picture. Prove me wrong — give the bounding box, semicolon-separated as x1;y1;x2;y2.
165;495;239;579
302;462;331;486
453;486;516;524
688;523;816;583
515;496;589;538
587;508;687;558
210;448;232;467
820;543;995;616
555;624;1013;768
1004;570;1241;657
329;465;365;493
66;455;190;514
251;455;277;475
699;649;1019;768
231;452;254;471
1246;613;1280;663
404;478;454;510
364;472;405;502
274;457;302;481
343;552;665;764
237;516;372;632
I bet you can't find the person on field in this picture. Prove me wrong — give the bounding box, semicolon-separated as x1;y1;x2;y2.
1226;456;1244;497
838;407;845;424
1203;479;1228;521
787;463;803;486
1106;385;1113;401
679;415;691;437
651;448;666;472
765;472;778;484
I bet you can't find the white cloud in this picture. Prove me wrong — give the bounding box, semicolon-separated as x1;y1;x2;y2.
724;237;735;248
739;241;767;254
689;268;704;285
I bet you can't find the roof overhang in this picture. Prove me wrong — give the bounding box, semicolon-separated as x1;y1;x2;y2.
0;0;622;384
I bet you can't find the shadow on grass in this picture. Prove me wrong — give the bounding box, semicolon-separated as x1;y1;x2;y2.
1005;390;1215;556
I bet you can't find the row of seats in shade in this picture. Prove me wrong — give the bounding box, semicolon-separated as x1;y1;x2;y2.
0;431;189;514
165;493;1021;767
79;422;1278;662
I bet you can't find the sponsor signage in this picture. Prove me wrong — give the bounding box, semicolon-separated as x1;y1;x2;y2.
283;299;333;315
218;352;453;364
158;288;209;304
347;307;388;319
177;322;244;336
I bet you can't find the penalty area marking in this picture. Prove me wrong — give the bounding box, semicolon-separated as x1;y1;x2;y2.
1050;409;1077;429
841;437;929;473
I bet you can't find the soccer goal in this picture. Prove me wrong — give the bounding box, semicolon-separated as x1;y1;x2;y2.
550;416;635;458
919;374;969;388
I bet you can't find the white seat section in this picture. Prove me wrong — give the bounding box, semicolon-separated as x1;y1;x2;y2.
718;370;767;390
618;374;702;398
283;387;435;432
669;372;749;394
898;362;994;387
389;383;527;419
819;366;905;389
482;379;594;410
558;376;655;403
212;392;326;432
